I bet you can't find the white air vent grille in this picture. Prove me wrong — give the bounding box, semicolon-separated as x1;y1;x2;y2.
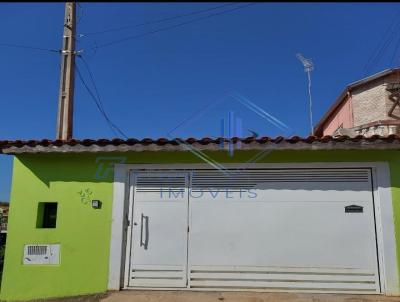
27;245;48;256
191;169;370;190
189;266;379;293
135;176;187;193
23;244;60;265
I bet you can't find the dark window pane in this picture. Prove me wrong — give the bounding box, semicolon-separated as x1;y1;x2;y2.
37;202;58;229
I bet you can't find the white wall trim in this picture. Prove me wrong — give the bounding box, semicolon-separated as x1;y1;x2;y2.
108;162;399;295
108;165;130;290
372;163;399;295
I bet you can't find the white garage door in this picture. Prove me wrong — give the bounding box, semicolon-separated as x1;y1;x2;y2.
127;168;380;293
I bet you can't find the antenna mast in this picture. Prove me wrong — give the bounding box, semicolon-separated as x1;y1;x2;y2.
296;53;314;136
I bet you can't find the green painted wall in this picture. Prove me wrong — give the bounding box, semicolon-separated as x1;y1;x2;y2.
0;150;399;301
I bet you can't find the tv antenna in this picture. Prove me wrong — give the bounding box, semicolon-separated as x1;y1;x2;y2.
296;53;314;136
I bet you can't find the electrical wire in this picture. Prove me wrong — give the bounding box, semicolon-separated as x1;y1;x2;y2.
83;2;241;36
0;42;60;53
362;9;400;76
78;56;106;114
94;3;256;49
390;37;400;67
76;65;127;139
77;3;84;25
368;22;400;71
76;58;128;139
362;14;398;75
76;65;118;137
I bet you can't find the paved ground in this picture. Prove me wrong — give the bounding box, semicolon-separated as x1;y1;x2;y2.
24;291;400;302
99;290;400;302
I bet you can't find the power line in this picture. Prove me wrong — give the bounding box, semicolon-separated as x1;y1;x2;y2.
362;9;400;76
77;3;84;25
0;42;60;54
79;56;129;138
390;37;400;67
83;2;240;36
362;14;398;75
0;4;254;55
75;64;117;137
78;58;128;138
369;22;400;71
363;23;398;75
76;58;128;139
76;63;127;138
78;56;106;114
95;3;256;49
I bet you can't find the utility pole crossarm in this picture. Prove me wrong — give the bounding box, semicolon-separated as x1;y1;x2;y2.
56;2;76;141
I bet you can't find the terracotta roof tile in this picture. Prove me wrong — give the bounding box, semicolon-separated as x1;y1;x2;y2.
0;135;400;154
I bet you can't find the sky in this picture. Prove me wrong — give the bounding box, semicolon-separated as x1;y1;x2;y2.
1;2;400;201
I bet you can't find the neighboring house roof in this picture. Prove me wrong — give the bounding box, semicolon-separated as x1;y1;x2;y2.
0;135;400;154
314;68;400;136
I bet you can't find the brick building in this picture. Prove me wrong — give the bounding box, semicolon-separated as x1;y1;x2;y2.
314;68;400;137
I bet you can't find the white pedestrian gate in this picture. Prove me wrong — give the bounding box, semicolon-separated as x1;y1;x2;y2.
126;168;380;293
127;172;189;287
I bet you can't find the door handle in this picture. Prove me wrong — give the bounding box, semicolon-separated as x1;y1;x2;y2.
140;214;144;247
140;213;149;250
345;205;363;213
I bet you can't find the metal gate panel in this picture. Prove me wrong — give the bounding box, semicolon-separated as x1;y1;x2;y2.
125;168;380;293
127;172;189;288
188;168;380;293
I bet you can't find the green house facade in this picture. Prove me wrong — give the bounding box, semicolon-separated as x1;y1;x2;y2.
0;136;399;301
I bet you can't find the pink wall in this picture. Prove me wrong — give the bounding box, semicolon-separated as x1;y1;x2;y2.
322;95;353;135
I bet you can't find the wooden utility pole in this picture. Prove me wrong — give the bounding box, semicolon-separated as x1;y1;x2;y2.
56;2;76;141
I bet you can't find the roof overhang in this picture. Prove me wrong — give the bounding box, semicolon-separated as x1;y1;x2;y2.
1;136;400;154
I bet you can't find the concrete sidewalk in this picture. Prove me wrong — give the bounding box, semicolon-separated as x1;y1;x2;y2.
100;290;400;302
